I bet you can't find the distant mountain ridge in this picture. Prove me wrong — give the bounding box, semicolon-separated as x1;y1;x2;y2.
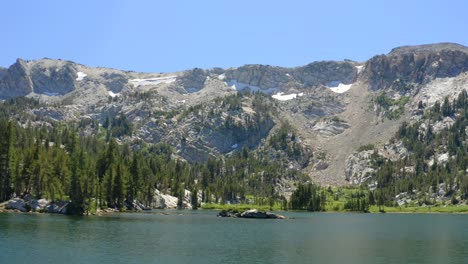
0;42;467;188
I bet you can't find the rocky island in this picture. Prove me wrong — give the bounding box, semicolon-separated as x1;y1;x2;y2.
218;209;286;219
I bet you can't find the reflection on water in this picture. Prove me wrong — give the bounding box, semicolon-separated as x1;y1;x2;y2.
1;211;468;264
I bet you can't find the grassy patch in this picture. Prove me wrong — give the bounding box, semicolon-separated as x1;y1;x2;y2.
323;186;368;212
369;205;468;213
201;203;282;211
375;93;410;120
357;144;375;152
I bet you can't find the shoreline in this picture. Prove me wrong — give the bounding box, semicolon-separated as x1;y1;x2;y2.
2;205;468;216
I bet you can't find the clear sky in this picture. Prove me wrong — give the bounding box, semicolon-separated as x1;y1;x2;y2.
1;0;466;72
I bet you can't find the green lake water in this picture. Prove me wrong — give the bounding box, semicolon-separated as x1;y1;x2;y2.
1;211;468;263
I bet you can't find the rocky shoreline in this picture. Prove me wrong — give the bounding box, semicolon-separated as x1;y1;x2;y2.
0;189;201;215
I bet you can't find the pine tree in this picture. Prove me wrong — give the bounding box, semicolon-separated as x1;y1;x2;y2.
191;188;198;210
127;154;141;205
0;121;15;201
68;149;85;215
113;162;125;210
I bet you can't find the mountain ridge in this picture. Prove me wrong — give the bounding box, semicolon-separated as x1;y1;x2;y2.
0;42;467;189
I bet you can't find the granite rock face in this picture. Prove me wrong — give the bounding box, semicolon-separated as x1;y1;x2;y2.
292;61;357;87
223;61;357;91
0;59;78;98
345;150;375;184
6;198;28;212
0;59;33;98
5;197;68;214
362;43;468;91
175;68;209;93
29;60;78;95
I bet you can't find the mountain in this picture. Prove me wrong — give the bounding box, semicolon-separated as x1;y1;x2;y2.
0;42;467;192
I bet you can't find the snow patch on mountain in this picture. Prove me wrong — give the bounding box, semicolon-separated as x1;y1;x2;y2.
76;72;87;81
356;65;364;74
129;76;177;87
272;92;304;101
108;91;120;97
327;81;352;93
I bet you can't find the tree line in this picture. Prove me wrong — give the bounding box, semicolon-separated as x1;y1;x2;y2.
0;116;308;214
371;90;468;206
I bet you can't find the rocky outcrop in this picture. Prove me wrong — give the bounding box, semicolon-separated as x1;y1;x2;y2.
217;209;286;219
0;66;6;78
223;61;357;91
292;61;357;87
0;59;79;98
151;189;198;209
378;141;408;161
346;141;410;184
225;65;289;90
152;190;179;209
175;68;209;93
100;72;128;93
6;198;28;212
311;119;350;136
125;199;151;211
345;150;375;184
0;59;33;98
30;198;49;211
46;201;68;214
362;43;468;91
29;61;77;95
5;197;68;214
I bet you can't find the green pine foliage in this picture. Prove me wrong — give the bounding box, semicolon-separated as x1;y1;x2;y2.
0;106;308;214
374;92;410;119
289;183;326;211
371;90;468;206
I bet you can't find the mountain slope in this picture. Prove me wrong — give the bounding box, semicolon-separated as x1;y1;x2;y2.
0;42;467;189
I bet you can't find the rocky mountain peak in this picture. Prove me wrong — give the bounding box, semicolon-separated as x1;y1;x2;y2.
0;42;467;188
175;67;210;93
0;58;33;99
293;60;357;87
362;43;468;91
389;42;468;56
28;59;78;95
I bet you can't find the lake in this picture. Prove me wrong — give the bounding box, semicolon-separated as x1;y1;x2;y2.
1;211;468;263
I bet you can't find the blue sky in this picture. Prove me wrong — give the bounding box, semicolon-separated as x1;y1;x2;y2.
1;0;466;72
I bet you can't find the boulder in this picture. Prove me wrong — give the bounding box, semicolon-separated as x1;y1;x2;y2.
152;189;179;209
46;201;68;214
125;200;150;211
151;189;201;209
30;199;49;211
240;209;269;218
6;198;28;212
